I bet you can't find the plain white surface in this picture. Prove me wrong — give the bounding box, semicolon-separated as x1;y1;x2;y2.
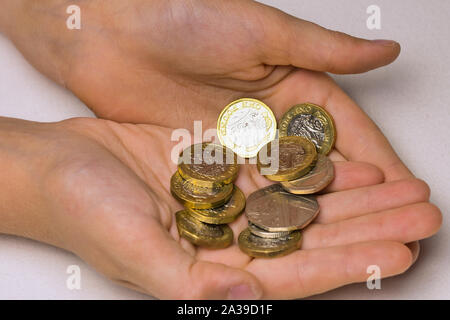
0;0;449;299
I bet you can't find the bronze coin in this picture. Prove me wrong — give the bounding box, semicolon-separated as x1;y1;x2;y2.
281;154;334;194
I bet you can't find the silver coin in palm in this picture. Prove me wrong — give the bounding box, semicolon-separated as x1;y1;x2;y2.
248;222;291;239
245;184;320;232
280;154;334;194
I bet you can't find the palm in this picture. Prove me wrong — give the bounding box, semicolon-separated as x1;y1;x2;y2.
49;115;438;299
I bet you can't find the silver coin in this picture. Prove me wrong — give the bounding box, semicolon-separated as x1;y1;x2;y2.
280;154;334;194
287;113;325;151
248;222;291;239
245;184;320;232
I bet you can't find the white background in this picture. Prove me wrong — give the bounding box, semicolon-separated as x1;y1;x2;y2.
0;0;449;299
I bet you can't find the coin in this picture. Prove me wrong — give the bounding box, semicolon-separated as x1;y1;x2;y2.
238;227;302;258
245;184;320;232
170;172;233;209
176;210;233;248
257;136;317;182
186;185;246;224
279;103;336;155
281;154;334;194
248;222;291;239
178;142;239;188
217;98;277;158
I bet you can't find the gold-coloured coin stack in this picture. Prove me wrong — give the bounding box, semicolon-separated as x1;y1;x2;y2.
170;142;244;249
238;103;337;258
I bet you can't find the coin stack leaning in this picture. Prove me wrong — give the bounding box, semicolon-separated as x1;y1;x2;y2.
238;103;337;258
170;142;244;249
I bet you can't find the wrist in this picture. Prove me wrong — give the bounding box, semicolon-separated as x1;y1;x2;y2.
0;118;64;245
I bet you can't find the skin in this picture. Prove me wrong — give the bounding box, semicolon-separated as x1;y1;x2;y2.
0;0;442;299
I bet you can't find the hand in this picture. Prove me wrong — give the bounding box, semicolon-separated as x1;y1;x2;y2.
2;0;413;181
0;117;441;299
0;0;442;298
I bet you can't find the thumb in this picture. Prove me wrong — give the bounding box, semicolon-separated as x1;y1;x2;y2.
253;2;400;74
138;222;263;300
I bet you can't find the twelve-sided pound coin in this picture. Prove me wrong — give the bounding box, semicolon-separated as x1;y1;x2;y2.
217;98;277;158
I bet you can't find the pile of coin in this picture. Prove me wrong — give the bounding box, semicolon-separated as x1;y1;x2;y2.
238;103;336;258
170;99;336;259
170;142;244;248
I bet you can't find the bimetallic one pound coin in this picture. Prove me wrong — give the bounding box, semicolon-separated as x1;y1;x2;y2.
170;172;233;209
257;136;317;182
178;142;239;188
238;228;302;258
186;186;246;224
217;98;277;158
281;154;335;194
245;184;320;232
279;103;336;155
248;222;291;239
176;210;233;248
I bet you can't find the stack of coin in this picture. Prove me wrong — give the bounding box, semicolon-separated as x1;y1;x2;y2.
238;103;336;258
278;103;336;195
171;142;244;249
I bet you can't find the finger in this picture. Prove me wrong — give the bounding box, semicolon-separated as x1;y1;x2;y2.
316;178;430;223
302;202;442;249
124;219;263;299
237;160;383;196
323;161;384;193
254;2;400;73
246;241;412;299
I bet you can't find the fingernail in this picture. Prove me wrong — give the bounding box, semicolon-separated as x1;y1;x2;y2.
371;39;398;47
228;284;262;300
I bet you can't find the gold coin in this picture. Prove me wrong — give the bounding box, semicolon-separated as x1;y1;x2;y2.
186;185;245;224
176;210;233;248
217;98;277;158
257;136;317;182
281;154;335;194
170;172;233;209
238;228;302;258
279;103;336;155
178;142;239;188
